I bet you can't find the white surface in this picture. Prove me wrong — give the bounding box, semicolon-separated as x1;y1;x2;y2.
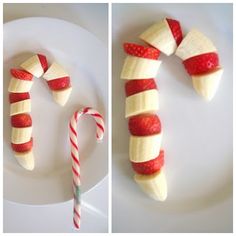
3;4;108;233
112;3;233;233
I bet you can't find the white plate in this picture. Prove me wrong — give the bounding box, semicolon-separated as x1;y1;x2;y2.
3;17;108;205
112;3;233;233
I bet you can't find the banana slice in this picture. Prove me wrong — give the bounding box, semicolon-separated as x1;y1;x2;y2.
121;56;161;80
11;127;32;144
10;99;31;116
134;169;167;201
175;29;217;60
14;150;34;171
129;132;162;163
8;78;33;93
43;62;69;81
192;68;223;101
139;19;177;56
52;87;72;106
21;55;44;78
125;89;159;118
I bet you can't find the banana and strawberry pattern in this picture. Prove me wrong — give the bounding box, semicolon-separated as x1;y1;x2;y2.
8;54;72;170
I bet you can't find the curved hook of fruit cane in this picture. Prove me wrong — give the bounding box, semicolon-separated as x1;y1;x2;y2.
69;107;105;229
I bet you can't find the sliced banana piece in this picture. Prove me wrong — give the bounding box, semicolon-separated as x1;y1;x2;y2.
192;68;223;101
10;99;31;116
43;62;69;81
11;127;32;144
20;55;44;78
14;150;34;171
129;132;162;163
139;19;177;56
52;87;72;106
121;56;161;80
175;29;217;60
8;77;33;93
134;169;167;201
125;89;159;118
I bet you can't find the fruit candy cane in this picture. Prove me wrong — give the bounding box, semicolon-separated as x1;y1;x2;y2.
69;107;105;229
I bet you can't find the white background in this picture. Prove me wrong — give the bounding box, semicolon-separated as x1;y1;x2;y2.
3;3;108;233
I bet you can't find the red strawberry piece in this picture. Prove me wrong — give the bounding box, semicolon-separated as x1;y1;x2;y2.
38;54;48;72
131;150;164;175
47;76;71;90
166;18;183;46
10;69;33;81
9;92;30;104
125;79;157;97
11;138;33;152
183;52;219;75
128;114;161;136
11;114;32;127
123;42;160;60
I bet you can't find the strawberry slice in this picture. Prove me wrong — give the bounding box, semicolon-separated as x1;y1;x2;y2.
11;114;32;127
183;52;219;75
47;76;71;90
10;69;33;81
125;79;157;97
128;114;161;136
9;92;30;104
123;42;160;60
38;54;48;72
11;138;33;152
166;18;183;46
131;150;164;175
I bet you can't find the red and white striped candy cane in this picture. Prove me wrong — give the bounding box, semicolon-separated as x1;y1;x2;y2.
69;107;105;229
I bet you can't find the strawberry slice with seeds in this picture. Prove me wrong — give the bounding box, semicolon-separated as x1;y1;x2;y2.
10;69;33;81
166;18;183;46
38;54;48;72
123;42;160;60
9;92;30;104
11;138;33;152
125;79;157;97
47;76;71;90
183;52;219;75
11;114;32;127
128;114;161;136
131;150;164;175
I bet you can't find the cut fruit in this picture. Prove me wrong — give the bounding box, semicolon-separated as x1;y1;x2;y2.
37;54;48;72
11;127;32;144
9;92;30;104
125;79;157;97
139;18;177;56
10;69;33;81
47;76;71;90
129;132;162;163
125;89;159;118
43;62;69;81
121;56;161;80
11;138;33;152
123;42;160;60
131;150;164;175
134;169;167;201
52;87;72;106
10;99;31;116
166;18;183;46
128;113;161;136
183;52;219;75
14;150;34;171
11;114;32;128
192;68;223;101
8;77;33;93
175;29;217;60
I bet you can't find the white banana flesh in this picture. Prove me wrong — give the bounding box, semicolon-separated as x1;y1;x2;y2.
139;19;177;56
20;55;44;78
43;62;69;81
129;132;162;163
8;77;33;93
125;89;159;118
121;56;161;80
11;127;32;144
14;150;34;171
52;87;72;106
192;68;223;101
175;29;217;60
134;169;167;201
10;99;31;116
